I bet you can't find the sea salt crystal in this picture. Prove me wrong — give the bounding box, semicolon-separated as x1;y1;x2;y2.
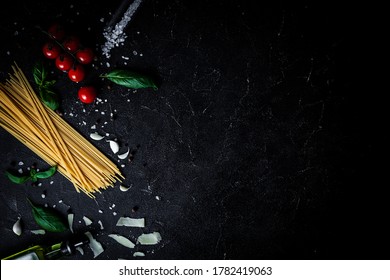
18;161;24;166
18;168;23;174
100;18;105;22
101;0;143;58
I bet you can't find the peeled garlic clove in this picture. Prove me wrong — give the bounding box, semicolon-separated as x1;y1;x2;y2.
118;148;130;159
107;140;119;154
90;132;105;141
120;184;131;192
12;217;22;236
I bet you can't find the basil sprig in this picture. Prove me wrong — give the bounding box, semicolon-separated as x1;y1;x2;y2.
33;61;60;110
5;165;57;184
100;69;158;90
27;198;68;232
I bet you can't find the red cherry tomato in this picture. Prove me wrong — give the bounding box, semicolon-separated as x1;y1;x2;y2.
55;53;74;72
76;47;95;64
42;41;61;59
78;86;97;104
63;36;80;53
68;64;85;83
48;23;65;41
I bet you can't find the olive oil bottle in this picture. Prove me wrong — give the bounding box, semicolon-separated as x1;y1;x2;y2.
2;237;89;260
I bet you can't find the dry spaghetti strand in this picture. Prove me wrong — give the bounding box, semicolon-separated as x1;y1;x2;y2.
0;63;123;198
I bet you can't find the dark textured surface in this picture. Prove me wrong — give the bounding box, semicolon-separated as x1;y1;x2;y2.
0;0;384;260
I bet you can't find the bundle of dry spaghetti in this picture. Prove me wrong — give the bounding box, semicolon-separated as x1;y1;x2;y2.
0;63;124;198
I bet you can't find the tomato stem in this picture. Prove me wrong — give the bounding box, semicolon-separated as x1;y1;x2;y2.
36;25;78;61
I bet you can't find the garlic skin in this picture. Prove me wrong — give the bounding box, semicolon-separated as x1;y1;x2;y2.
68;213;74;233
12;217;22;236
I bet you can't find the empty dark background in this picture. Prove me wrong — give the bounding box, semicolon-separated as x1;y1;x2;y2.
0;0;385;260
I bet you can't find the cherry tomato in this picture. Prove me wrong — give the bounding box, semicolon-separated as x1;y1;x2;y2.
42;41;61;59
68;64;85;83
48;23;65;41
55;53;74;72
63;36;80;53
78;86;97;104
76;47;95;64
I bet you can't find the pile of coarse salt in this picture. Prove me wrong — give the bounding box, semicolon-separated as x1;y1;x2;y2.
101;0;143;59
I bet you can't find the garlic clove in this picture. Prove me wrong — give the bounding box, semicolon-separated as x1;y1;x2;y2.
119;184;131;192
12;217;22;236
118;147;130;159
107;140;120;154
90;132;105;141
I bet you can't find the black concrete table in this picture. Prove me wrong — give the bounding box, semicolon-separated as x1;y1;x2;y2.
0;0;383;260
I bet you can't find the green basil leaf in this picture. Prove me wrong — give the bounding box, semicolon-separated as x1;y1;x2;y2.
43;80;56;88
5;171;31;184
33;61;47;87
39;88;59;111
27;199;68;232
35;165;57;179
101;69;158;90
29;169;37;177
33;61;60;111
